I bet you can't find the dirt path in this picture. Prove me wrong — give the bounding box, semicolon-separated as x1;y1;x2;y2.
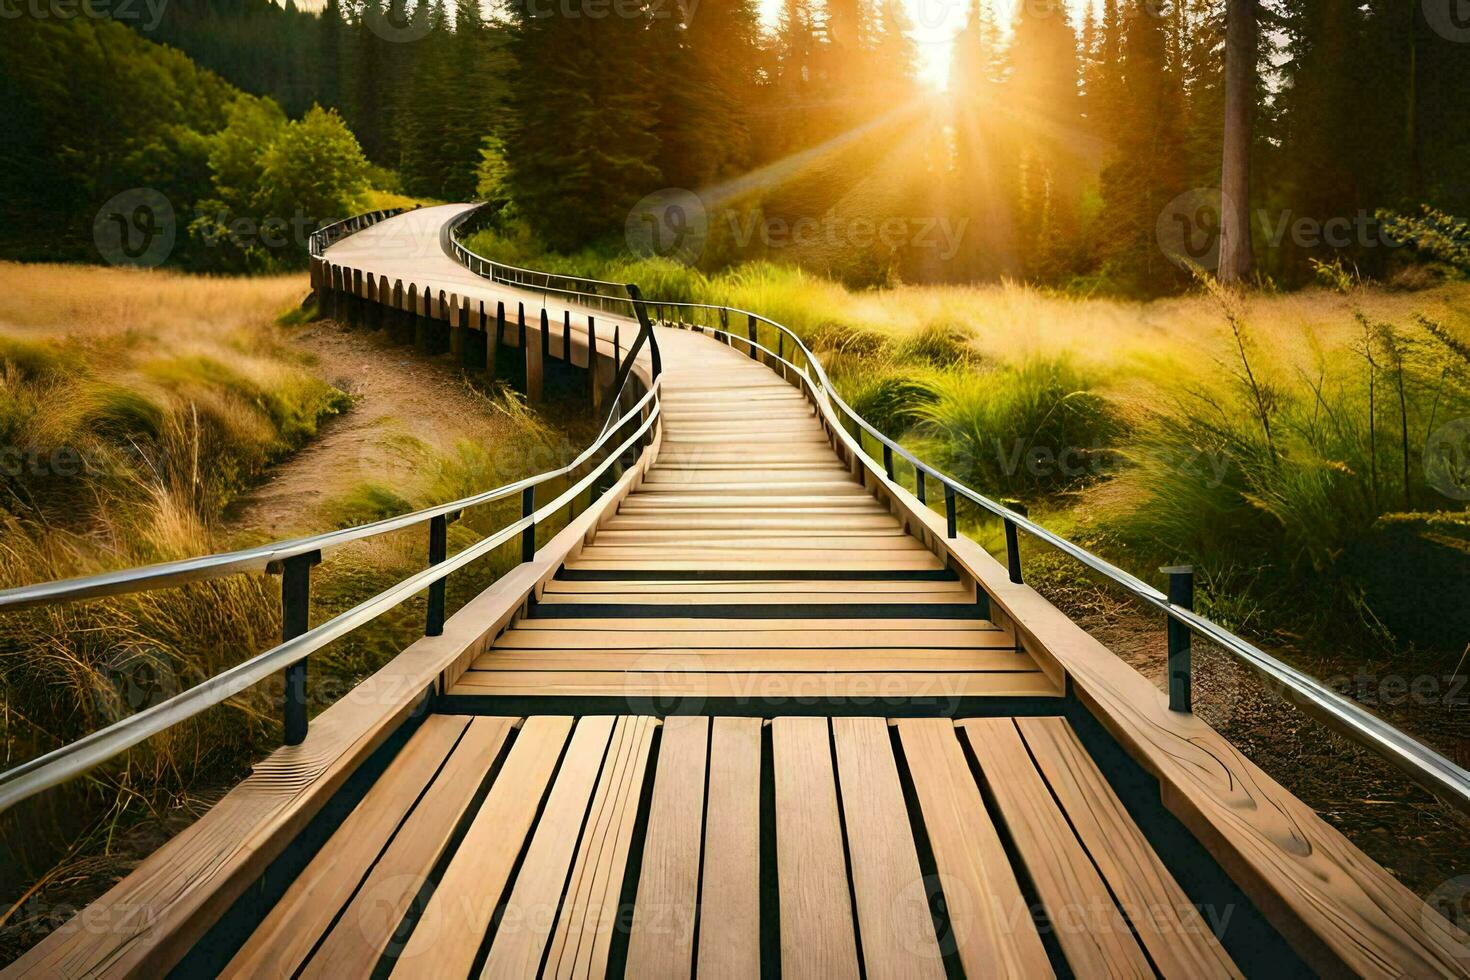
229;320;504;539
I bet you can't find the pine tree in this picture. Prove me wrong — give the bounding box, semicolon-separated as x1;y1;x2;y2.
504;0;663;250
1097;0;1189;290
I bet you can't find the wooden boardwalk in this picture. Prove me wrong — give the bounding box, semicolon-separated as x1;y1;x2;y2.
451;340;1059;705
219;713;1240;979
6;205;1467;979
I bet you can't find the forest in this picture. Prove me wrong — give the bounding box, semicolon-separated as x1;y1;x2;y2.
3;0;1469;292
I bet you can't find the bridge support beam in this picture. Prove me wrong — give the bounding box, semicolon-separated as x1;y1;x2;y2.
587;317;601;413
525;313;544;402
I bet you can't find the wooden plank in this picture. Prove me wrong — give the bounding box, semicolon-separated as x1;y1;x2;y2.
831;717;945;978
468;650;1029;674
540;581;969;597
624;716;710;977
450;671;1059;700
896;719;1053;979
514;614;991;629
482;716;617;979
696;717;763;980
300;717;513;978
1012;717;1241;979
543;716;658;979
390;716;575;979
222;716;473;978
490;627;1013;650
536;591;973;606
958;718;1151;978
771;717;861;979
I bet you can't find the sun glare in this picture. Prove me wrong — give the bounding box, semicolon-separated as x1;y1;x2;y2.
757;0;1095;90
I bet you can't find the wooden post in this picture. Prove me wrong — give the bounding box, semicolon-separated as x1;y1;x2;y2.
395;280;411;343
489;301;503;375
411;284;429;352
351;268;364;326
450;294;466;361
367;273;381;330
460;297;479;369
431;290;450;355
539;307;550;376
587;316;601;413
525;308;544;403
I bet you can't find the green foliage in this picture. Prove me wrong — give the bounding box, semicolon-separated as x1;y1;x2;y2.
0;18;372;273
1111;308;1470;632
1378;206;1470;274
914;356;1120;498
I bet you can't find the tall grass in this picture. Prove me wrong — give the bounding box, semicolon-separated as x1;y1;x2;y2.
0;265;350;908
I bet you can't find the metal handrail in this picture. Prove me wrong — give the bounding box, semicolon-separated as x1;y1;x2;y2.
0;196;670;812
0;401;660;814
0;381;661;613
307;207;405;258
633;299;1470;815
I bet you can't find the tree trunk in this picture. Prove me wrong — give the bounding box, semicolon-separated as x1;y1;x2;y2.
1219;0;1257;284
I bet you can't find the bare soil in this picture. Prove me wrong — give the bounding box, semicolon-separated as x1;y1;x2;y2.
230;319;507;539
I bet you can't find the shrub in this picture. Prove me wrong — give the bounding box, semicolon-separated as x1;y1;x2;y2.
914;355;1120;497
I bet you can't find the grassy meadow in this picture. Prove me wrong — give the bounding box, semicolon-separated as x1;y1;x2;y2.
0;263;594;958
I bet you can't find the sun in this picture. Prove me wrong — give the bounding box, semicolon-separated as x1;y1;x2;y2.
756;0;1095;91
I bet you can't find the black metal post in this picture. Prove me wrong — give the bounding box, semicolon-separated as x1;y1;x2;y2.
944;486;957;539
521;486;536;562
883;445;894;480
916;469;926;504
748;314;758;360
1004;503;1027;585
279;551;319;746
1164;565;1195;712
426;514;447;636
